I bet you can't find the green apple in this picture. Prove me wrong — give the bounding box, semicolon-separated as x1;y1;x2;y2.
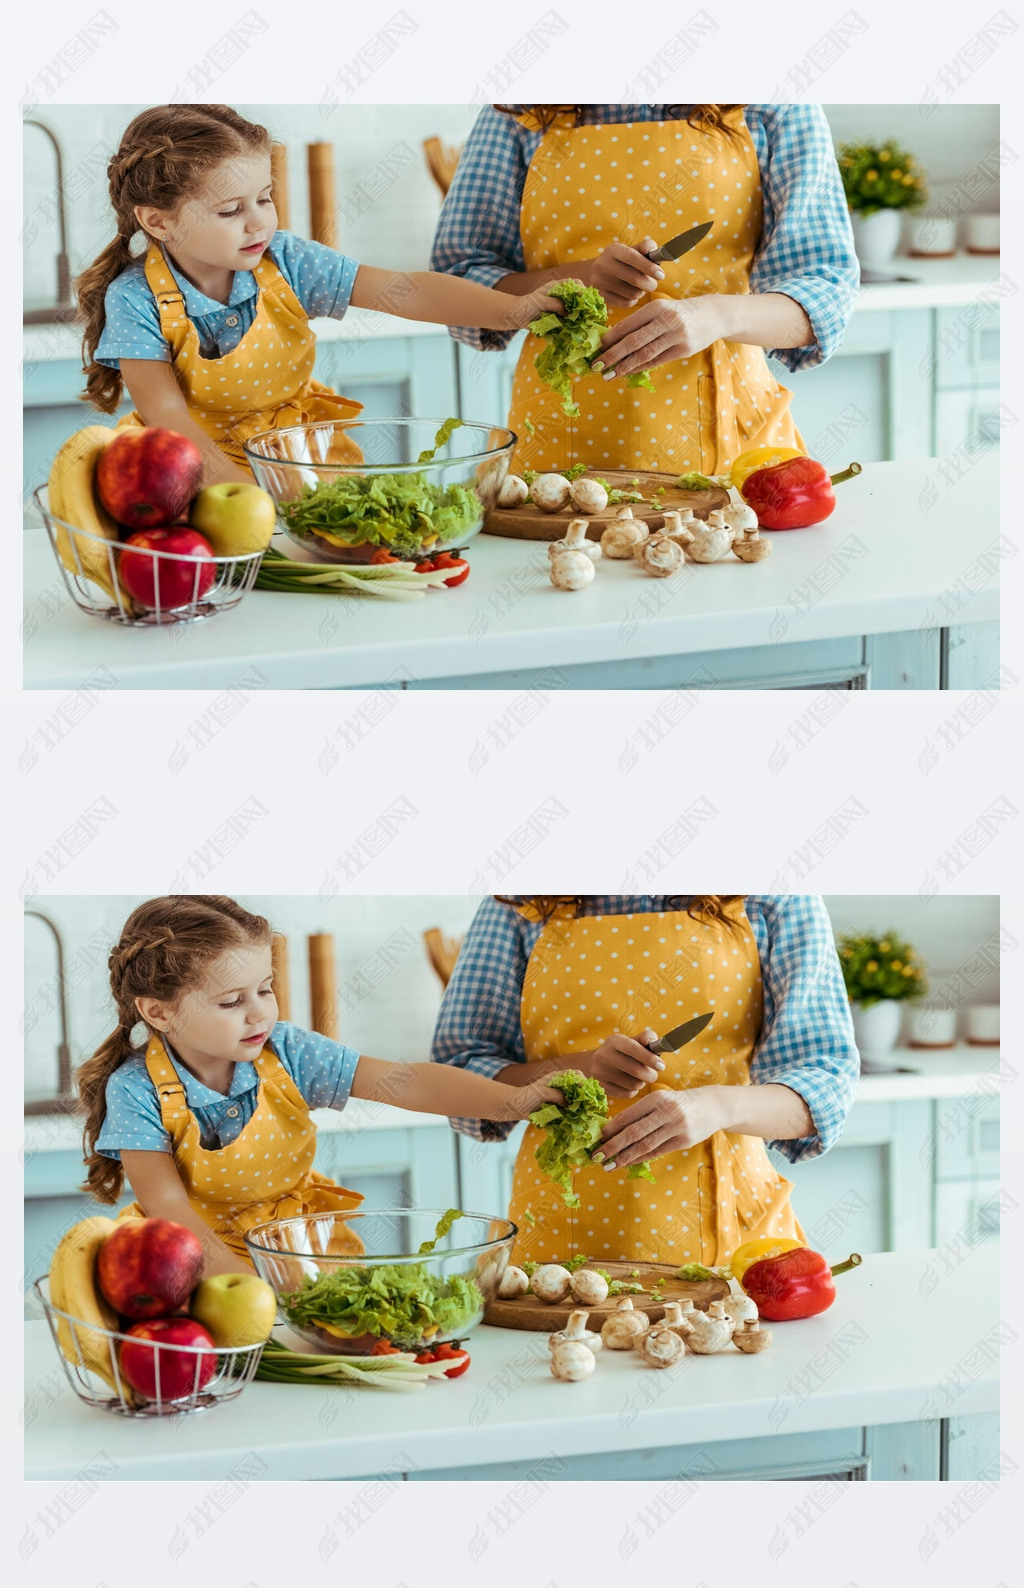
188;481;276;556
189;1272;278;1347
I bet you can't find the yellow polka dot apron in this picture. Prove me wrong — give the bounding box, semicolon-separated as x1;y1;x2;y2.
507;900;803;1267
117;244;363;472
118;1034;365;1262
507;108;803;475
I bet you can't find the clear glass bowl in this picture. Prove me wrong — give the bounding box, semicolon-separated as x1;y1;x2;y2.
33;486;264;627
243;419;515;565
245;1209;516;1355
32;1277;264;1418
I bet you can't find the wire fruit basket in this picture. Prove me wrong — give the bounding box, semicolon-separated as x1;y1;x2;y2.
33;1277;265;1418
33;486;265;627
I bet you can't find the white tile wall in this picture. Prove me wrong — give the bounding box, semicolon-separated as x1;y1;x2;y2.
23;103;1000;305
23;893;999;1101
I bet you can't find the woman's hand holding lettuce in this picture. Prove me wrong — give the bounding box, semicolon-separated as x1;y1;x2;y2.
529;280;657;416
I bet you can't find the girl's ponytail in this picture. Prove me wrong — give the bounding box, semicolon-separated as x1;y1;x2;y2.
78;1011;140;1202
77;895;273;1203
77;232;137;414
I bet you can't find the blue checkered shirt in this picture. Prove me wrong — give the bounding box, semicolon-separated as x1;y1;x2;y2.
431;896;858;1162
430;105;858;370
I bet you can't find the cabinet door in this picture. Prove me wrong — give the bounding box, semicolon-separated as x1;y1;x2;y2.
457;334;526;426
935;386;1002;456
314;1123;459;1236
313;333;458;434
933;306;1000;389
456;1125;526;1218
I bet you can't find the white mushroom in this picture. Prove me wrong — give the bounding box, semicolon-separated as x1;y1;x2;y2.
549;549;596;591
731;526;772;563
638;534;686;578
531;473;571;513
601;518;647;559
570;1269;610;1307
636;1323;687;1368
550;1339;596;1381
549;1307;603;1354
569;477;609;515
723;1291;759;1327
684;517;734;564
661;509;695;546
684;1299;735;1354
723;501;759;535
733;1319;773;1354
601;1297;650;1350
497;474;529;509
530;1263;573;1303
548;518;601;563
658;1300;695;1336
496;1265;530;1300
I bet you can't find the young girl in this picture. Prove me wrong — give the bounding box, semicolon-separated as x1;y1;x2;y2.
78;896;563;1276
432;895;860;1267
76;105;563;483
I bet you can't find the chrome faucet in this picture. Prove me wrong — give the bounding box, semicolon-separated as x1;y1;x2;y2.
24;906;79;1115
24;117;73;324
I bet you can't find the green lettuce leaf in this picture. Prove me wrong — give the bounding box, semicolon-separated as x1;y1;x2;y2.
417;1207;467;1255
529;1069;655;1205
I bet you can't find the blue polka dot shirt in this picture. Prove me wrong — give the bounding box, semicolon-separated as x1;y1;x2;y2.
94;231;361;368
95;1021;360;1159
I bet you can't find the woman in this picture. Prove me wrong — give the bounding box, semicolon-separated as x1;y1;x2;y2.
431;105;859;476
431;896;859;1266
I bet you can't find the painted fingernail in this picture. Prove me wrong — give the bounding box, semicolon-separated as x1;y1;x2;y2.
602;370;616;381
654;1058;665;1069
591;359;605;372
603;1160;617;1171
592;1151;605;1163
654;268;665;279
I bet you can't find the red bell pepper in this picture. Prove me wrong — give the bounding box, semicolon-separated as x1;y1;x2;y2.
741;1249;862;1321
741;457;862;530
432;552;470;587
415;1342;471;1377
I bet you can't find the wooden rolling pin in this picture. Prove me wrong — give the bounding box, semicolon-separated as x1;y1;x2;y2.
270;142;290;232
307;143;337;248
270;932;291;1022
308;933;338;1039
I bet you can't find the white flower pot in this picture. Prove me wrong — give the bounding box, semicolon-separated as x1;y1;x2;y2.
850;209;903;268
851;999;903;1061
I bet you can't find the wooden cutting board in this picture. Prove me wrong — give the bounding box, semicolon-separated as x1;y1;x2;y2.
484;1261;729;1332
483;469;729;542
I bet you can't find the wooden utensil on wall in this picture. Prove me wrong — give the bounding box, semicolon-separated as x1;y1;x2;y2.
423;927;462;990
422;137;462;199
271;142;290;232
271;933;291;1022
308;933;339;1039
307;143;337;248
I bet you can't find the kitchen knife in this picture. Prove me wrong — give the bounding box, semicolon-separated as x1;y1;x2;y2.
645;1010;714;1055
641;221;713;264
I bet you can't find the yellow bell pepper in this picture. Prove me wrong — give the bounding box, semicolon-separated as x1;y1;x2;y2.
729;446;803;492
729;1235;804;1286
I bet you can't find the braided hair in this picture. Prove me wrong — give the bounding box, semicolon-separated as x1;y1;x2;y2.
75;105;274;413
78;895;272;1202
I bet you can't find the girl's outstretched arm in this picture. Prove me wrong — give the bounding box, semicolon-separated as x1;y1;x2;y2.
120;1149;253;1275
350;264;562;333
119;360;252;485
351;1054;567;1122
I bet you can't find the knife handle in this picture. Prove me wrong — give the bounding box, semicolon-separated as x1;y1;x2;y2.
639;241;666;265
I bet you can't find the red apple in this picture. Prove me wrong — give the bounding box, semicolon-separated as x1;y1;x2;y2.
118;527;215;610
119;1317;217;1402
96;428;205;529
97;1218;204;1319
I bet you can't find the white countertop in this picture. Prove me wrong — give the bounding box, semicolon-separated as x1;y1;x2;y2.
23;1244;998;1480
23;454;999;690
23;1046;1001;1156
22;254;1000;366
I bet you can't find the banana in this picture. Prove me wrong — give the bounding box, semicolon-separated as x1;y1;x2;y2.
47;426;123;605
48;1215;130;1400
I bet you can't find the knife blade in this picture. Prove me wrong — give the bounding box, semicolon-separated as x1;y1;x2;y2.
643;221;713;264
645;1010;714;1055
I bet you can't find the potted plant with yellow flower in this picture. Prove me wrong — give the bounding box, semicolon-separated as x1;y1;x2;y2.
838;139;928;268
837;930;928;1061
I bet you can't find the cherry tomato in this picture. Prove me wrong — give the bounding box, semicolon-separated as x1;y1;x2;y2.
415;1343;471;1377
415;557;437;573
431;552;470;587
